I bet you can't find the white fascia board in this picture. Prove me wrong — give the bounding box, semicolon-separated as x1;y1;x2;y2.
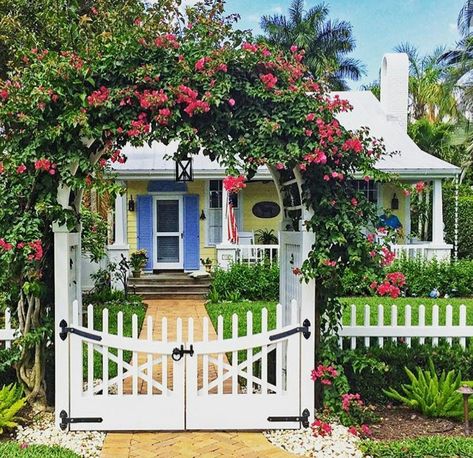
114;169;273;180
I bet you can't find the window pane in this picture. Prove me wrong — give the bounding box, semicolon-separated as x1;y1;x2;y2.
156;236;180;262
156;200;179;232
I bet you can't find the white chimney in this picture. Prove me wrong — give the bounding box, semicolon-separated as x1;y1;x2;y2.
380;53;409;131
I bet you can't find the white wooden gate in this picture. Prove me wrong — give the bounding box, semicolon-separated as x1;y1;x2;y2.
61;300;310;431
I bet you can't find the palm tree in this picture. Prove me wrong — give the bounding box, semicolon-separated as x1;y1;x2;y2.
259;0;365;90
395;42;457;122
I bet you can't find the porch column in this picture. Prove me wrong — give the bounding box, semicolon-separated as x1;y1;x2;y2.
107;186;130;290
432;179;444;244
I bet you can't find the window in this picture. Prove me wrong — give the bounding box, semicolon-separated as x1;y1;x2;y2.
352;180;378;204
207;180;241;245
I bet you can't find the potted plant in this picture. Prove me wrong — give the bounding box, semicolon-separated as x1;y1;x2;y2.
200;257;213;273
130;249;148;278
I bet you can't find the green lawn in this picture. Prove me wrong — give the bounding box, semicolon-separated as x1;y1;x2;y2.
341;297;473;326
207;297;473;332
82;297;147;380
0;442;79;457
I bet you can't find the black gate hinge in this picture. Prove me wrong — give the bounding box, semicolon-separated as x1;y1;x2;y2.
59;410;103;430
172;344;194;361
59;320;102;342
268;408;311;428
269;319;311;341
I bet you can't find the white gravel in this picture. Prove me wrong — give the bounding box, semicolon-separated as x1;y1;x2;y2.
264;424;364;458
15;412;105;458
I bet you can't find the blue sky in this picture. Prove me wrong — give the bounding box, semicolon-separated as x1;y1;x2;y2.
222;0;466;88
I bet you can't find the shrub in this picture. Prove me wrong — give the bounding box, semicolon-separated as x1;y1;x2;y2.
0;442;79;457
0;384;26;433
81;208;108;263
360;436;473;458
211;263;279;301
383;359;467;418
341;343;473;404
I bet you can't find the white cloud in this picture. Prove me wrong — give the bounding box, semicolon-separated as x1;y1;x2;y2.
271;5;284;14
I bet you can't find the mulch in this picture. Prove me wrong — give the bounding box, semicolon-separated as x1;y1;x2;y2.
369;405;468;441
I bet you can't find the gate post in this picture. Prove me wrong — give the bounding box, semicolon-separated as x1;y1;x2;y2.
300;229;316;418
54;223;81;431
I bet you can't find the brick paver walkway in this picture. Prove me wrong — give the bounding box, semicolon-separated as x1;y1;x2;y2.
101;299;292;458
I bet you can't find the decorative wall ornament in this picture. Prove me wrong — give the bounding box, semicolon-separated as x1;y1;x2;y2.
252;201;281;219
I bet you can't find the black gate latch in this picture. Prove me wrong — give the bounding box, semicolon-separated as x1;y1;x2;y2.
172;344;194;361
59;320;102;342
268;408;310;428
59;410;103;430
269;319;311;341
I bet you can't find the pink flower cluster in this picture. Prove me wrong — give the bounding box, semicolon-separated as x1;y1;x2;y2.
110;150;126;164
348;424;372;438
311;364;338;385
322;259;337;267
303;149;327;165
27;240;43;261
0;89;8;101
0;239;13;251
17;164;26;174
292;267;302;275
136;89;168;109
415;181;426;193
155;108;172;126
127;112;151;137
176;85;210;117
342;138;363;153
371;271;405;299
34;158;57;175
341;393;363;412
380;246;396;267
87;86;109;107
242;42;258;52
223;175;246;194
260;73;278;90
154;33;180;49
195;57;211;71
326;95;352;112
311;419;332;437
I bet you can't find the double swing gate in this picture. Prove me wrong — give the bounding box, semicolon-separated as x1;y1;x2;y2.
59;300;311;431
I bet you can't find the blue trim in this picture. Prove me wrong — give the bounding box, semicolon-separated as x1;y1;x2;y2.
136;195;153;270
183;195;200;270
148;180;187;193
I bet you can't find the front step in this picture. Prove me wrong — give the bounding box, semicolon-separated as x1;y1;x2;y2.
128;273;211;300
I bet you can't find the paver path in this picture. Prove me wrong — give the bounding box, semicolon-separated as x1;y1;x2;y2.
101;299;293;458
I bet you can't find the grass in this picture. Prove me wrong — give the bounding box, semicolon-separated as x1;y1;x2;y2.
359;436;473;458
82;295;147;380
341;297;473;326
0;442;79;457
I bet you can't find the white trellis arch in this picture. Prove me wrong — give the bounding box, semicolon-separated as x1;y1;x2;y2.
54;162;316;430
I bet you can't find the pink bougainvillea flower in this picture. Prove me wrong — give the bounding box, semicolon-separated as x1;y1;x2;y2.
292;267;302;276
299;163;307;171
342;138;363;153
306;113;316;122
363;175;371;182
228;98;236;107
87;86;109;107
323;174;330;181
194;57;209;71
16;164;26;174
361;424;372;437
367;233;376;243
341;393;363;412
0;239;13;251
223;175;246;194
311;419;332;437
290;44;298;53
241;42;258;52
260;73;278;89
0;162;4;174
351;197;358;207
415;181;426;193
275;162;285;170
27;239;43;261
403;188;411;197
217;63;228;72
322;259;337;267
348;426;358;436
305;129;313;137
304;149;327;165
0;89;8;101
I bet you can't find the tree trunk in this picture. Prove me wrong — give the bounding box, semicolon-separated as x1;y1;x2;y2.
16;293;47;409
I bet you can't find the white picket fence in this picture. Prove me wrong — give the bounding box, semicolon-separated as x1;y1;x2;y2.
339;303;473;349
0;309;16;349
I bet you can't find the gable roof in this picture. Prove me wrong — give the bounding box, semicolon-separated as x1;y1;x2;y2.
114;90;460;179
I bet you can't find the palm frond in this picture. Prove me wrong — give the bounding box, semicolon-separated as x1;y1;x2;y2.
458;0;473;37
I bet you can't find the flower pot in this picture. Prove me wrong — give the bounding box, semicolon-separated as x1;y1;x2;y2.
132;270;141;278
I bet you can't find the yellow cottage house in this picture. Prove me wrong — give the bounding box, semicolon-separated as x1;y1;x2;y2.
102;54;459;282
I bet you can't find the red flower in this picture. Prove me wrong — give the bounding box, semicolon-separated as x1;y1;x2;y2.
217;63;228;72
0;239;13;251
322;259;337;267
290;44;298;53
136;89;168;109
0;162;3;174
341;393;363;412
323;175;330;181
223;175;246;194
348;426;358;436
155;33;179;49
311;419;332;437
16;164;26;174
195;57;210;71
306;113;316;122
260;73;278;90
415;181;426;193
351;197;358;207
87;86;109;107
0;89;8;101
242;42;258;52
292;267;302;276
304;149;327;165
342;138;363;153
27;239;43;261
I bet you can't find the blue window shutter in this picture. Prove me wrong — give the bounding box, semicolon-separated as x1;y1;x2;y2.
184;195;200;270
137;195;153;270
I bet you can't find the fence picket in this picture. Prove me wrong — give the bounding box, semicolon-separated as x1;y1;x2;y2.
364;305;370;348
391;305;397;343
87;304;94;396
247;311;253;394
217;316;223;395
4;308;11;349
405;305;411;348
203;317;209;395
419;304;425;345
446;305;453;345
460;305;467;349
132;314;138;395
276;303;283;394
102;308;109;396
117;311;123;396
377;304;384;348
231;314;238;395
261;308;268;395
432;305;439;346
350;304;356;350
147;316;153;395
162;317;167;396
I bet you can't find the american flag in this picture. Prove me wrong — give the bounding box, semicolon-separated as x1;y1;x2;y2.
227;196;239;244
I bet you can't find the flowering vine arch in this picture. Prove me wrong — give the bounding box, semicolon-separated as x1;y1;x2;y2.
0;0;398;409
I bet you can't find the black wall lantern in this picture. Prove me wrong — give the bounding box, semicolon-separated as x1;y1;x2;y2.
128;195;135;212
175;157;194;182
200;210;206;220
391;193;399;210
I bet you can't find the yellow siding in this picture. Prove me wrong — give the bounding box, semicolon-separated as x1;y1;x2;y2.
126;181;149;251
242;181;282;236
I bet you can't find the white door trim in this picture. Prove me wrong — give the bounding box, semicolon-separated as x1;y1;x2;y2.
153;195;184;270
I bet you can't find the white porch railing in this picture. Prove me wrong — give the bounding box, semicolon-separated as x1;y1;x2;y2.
235;244;279;265
0;309;17;349
390;243;452;261
339;303;473;349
